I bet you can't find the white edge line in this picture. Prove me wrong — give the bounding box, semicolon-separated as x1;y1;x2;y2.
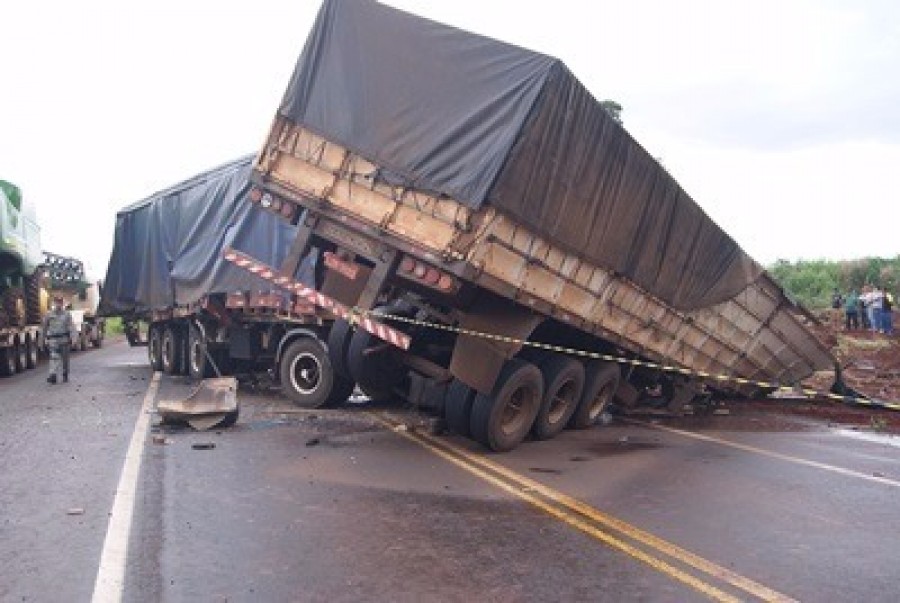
630;419;900;488
91;371;161;603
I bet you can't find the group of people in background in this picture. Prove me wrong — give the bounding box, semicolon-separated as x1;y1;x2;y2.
835;286;894;334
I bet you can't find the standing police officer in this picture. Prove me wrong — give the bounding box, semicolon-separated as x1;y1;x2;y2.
42;295;74;384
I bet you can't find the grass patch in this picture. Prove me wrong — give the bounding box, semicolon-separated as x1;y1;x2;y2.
105;316;125;335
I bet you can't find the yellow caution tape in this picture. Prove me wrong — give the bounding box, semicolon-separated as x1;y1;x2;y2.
360;309;900;413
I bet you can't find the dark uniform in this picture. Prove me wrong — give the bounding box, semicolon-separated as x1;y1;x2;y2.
42;302;74;383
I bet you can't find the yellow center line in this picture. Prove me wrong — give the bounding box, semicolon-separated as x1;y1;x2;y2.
372;412;795;603
627;419;900;488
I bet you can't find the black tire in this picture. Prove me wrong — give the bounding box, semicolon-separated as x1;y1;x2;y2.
470;359;543;452
569;361;620;430
279;337;335;408
161;325;182;375
79;330;88;352
188;324;216;379
25;336;37;369
2;286;26;329
325;374;356;407
0;348;16;377
91;334;103;348
24;272;43;325
148;325;164;371
14;339;26;373
445;379;477;436
347;328;403;400
327;319;354;379
531;355;584;440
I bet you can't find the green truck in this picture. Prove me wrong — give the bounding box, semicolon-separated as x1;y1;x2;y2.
0;179;45;375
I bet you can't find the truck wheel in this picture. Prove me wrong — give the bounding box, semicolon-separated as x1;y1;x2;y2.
24;273;43;325
0;348;16;377
25;335;38;369
188;325;215;379
347;328;404;400
531;355;584;440
568;361;620;429
79;330;88;351
470;359;543;452
445;379;477;436
279;337;335;408
326;375;356;407
2;287;26;329
148;325;164;371
14;339;27;373
161;326;182;375
326;319;353;379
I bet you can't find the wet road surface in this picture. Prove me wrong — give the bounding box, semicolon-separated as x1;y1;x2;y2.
2;341;899;601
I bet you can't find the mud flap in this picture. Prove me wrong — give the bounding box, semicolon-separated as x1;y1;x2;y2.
450;293;543;394
157;377;239;431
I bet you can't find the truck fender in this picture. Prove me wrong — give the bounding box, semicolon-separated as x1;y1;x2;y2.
274;328;328;378
450;293;544;395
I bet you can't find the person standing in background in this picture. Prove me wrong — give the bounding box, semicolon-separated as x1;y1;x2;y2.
859;285;872;330
883;289;894;335
844;289;860;331
870;286;884;333
42;295;74;384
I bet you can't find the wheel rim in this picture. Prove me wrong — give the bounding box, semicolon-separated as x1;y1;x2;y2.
547;379;577;425
500;384;537;436
16;342;26;368
588;382;614;421
290;352;322;395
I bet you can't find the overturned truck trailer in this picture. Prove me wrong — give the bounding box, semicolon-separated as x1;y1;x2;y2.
235;0;838;450
99;157;356;407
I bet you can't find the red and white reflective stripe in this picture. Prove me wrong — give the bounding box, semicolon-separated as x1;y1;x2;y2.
223;248;411;350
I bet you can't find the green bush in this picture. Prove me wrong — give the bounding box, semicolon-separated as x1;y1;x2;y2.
768;256;900;310
104;316;125;335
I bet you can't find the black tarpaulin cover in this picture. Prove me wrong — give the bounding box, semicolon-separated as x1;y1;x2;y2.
279;0;763;310
100;156;302;316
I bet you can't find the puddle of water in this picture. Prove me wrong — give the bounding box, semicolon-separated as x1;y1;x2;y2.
833;428;900;449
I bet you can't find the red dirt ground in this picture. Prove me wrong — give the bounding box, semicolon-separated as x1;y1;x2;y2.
631;310;900;434
758;310;899;432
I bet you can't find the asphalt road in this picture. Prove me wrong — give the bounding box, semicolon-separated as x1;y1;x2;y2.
2;341;899;602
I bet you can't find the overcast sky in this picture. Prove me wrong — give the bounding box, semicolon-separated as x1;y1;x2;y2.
2;0;898;278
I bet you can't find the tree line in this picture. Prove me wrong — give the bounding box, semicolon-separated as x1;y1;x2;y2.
767;256;900;310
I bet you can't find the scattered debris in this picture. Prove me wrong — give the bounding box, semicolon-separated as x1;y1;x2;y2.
66;508;85;516
713;409;731;416
152;435;169;445
191;442;216;450
156;377;239;431
305;438;320;447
